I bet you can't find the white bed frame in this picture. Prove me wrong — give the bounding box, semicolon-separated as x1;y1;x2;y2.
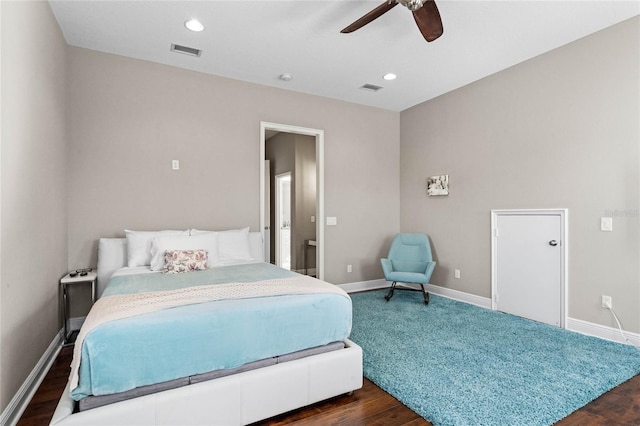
51;339;362;425
50;233;363;425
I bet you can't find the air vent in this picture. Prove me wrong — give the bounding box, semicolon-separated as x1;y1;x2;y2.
359;83;383;92
170;44;202;57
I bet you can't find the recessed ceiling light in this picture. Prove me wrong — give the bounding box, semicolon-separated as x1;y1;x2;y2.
185;19;204;32
383;73;397;81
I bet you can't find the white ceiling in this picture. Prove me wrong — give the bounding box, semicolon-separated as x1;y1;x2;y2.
49;1;639;112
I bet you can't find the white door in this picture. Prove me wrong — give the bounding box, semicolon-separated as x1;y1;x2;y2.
263;160;271;263
492;210;566;327
275;172;291;270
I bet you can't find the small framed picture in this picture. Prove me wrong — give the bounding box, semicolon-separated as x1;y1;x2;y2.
427;174;449;196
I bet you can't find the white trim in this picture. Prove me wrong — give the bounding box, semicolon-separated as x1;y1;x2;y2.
491;209;569;328
566;317;640;346
0;330;63;426
338;279;388;293
260;122;325;281
340;280;492;309
424;283;492;309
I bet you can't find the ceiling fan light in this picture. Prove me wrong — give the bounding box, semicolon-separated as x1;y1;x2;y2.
383;73;397;81
185;19;204;32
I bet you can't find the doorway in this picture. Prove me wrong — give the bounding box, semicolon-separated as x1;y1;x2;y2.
491;209;568;327
275;172;292;270
260;122;324;280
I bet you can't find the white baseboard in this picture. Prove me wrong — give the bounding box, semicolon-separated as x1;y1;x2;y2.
566;317;640;346
424;283;492;309
0;330;63;426
338;279;388;293
339;279;493;309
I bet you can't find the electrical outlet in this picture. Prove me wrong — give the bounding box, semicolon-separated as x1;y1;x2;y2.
347;264;352;273
601;295;612;309
454;269;461;279
600;217;613;232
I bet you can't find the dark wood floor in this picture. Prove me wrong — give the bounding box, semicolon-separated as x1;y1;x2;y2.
18;346;640;426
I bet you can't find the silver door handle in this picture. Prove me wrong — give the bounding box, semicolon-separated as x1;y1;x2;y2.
549;240;558;247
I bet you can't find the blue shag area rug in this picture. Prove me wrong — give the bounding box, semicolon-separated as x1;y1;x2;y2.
350;290;640;426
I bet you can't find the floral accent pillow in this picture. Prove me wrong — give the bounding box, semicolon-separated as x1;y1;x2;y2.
163;249;208;274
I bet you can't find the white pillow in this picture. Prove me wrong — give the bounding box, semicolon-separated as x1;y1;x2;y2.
149;233;219;271
125;230;189;267
191;227;253;265
97;238;127;298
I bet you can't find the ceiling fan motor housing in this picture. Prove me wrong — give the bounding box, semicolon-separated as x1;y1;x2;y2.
399;0;424;11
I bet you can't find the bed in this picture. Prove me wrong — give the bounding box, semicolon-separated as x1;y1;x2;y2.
50;229;363;425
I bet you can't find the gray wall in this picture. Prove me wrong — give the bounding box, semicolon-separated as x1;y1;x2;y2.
66;47;401;285
400;17;639;332
0;1;68;411
294;135;317;272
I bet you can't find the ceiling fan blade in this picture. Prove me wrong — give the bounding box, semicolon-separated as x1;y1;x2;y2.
341;1;398;34
413;0;443;42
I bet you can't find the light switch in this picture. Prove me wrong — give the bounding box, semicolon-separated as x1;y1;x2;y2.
326;217;337;226
311;216;315;223
600;217;612;231
172;160;180;170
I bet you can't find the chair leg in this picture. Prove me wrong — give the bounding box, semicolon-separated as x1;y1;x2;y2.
384;282;397;301
420;284;429;304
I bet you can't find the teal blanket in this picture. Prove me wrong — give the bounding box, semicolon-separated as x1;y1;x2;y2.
102;262;299;296
72;263;352;400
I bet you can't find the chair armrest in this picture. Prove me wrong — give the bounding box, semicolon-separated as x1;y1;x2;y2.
424;261;436;282
380;258;393;278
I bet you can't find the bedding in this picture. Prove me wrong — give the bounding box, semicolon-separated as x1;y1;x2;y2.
149;233;219;270
70;262;352;403
96;232;264;297
125;230;189;267
162;249;209;273
191;227;254;265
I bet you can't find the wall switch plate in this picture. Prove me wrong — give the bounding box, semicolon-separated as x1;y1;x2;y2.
347;264;352;273
600;217;612;231
454;269;461;279
326;217;337;226
311;215;315;223
172;160;180;170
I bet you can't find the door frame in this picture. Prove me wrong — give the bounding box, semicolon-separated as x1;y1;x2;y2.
260;122;325;280
490;209;569;328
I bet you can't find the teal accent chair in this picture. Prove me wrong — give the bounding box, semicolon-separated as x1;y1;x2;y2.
380;233;436;304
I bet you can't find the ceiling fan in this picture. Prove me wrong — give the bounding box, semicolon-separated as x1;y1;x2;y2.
341;0;443;42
